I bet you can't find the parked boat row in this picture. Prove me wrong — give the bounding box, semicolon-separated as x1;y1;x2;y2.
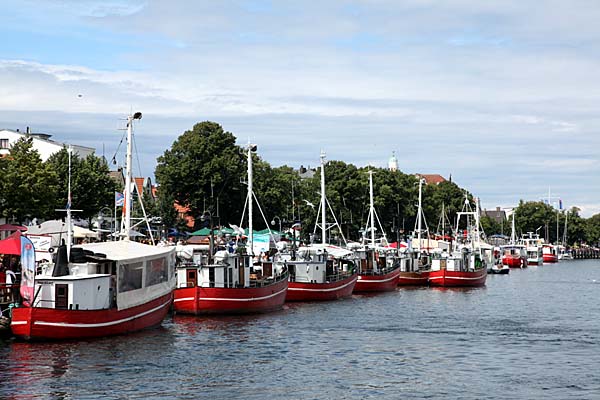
0;120;570;342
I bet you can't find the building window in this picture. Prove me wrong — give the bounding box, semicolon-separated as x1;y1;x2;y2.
0;139;9;149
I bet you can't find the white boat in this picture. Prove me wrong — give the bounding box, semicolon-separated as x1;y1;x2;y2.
11;112;177;340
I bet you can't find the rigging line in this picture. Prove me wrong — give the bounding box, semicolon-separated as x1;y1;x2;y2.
110;131;127;165
252;191;277;244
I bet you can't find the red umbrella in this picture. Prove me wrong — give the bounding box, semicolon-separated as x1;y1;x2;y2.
0;231;22;255
0;224;27;232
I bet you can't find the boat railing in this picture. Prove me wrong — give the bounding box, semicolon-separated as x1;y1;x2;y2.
359;264;398;276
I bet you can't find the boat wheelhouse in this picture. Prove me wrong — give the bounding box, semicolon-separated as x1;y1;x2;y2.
173;143;288;315
542;244;558;263
174;249;288;314
283;246;357;301
500;245;527;268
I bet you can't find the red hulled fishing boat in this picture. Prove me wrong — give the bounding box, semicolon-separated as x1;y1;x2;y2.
173;143;288;315
284;245;357;301
11;113;176;340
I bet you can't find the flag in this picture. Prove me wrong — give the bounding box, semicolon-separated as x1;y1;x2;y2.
115;191;124;207
20;235;36;306
559;199;563;210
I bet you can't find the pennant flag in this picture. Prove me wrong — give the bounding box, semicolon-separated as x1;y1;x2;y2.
20;235;36;306
115;192;125;207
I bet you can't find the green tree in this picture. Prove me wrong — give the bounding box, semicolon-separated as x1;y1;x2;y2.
46;148;116;224
155;121;245;228
1;137;58;223
480;215;502;236
514;200;557;241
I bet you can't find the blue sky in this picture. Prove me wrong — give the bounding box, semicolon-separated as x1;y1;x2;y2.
1;0;599;216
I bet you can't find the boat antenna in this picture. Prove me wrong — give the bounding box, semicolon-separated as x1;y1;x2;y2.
123;111;142;241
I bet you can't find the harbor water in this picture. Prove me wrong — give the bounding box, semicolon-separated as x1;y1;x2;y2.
1;259;599;399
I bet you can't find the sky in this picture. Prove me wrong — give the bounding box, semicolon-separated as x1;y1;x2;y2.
1;0;599;216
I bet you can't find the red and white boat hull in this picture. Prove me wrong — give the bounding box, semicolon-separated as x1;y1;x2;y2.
173;278;288;315
286;273;357;301
502;255;527;268
10;292;173;341
543;254;558;263
428;268;487;287
397;270;429;286
354;267;401;292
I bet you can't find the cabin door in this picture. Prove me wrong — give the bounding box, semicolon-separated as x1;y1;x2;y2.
55;284;68;309
186;269;197;288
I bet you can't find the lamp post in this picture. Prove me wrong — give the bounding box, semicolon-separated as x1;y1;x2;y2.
98;206;113;241
271;216;282;232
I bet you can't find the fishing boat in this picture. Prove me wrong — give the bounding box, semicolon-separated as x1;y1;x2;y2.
542;244;558;263
281;152;358;301
353;170;401;292
11;112;177;340
500;245;527;268
520;233;543;266
283;245;358;301
428;196;487;287
500;213;527;268
173;143;288;315
397;178;430;286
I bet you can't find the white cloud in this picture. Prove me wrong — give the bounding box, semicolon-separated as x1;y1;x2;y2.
2;1;600;215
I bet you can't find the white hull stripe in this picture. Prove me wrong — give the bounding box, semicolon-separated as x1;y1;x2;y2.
429;275;485;281
398;276;427;280
288;277;358;292
358;274;399;283
173;297;195;303
12;299;171;329
176;287;287;303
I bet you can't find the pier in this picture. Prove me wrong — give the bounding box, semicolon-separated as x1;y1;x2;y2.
571;248;600;259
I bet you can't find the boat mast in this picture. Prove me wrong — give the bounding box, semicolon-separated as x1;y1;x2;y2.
66;145;72;260
511;211;516;245
124;112;142;241
320;150;327;246
369;171;376;248
247;143;255;255
417;178;423;253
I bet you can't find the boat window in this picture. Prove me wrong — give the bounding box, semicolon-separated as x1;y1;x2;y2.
118;261;144;292
146;256;169;286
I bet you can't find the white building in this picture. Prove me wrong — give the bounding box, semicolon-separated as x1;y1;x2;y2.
0;128;95;161
388;151;398;172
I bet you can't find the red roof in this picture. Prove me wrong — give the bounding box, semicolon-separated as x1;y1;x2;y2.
416;174;446;185
134;177;145;196
174;202;195;228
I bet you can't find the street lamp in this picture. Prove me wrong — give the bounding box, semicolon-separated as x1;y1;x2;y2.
98;206;113;241
271;216;282;232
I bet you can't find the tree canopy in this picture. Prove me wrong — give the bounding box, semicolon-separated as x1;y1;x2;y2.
46;148;116;224
0;137;58;224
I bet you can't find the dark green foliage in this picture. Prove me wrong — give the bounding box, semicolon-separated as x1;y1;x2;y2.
0;137;58;223
46;148;116;224
155;121;246;227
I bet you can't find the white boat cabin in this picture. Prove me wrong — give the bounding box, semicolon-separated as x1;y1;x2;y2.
33;241;176;311
431;249;484;272
282;247;355;284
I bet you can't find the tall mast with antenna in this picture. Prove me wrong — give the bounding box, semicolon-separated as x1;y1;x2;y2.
123;111;142;241
369;170;376;248
320;150;327;245
247;143;256;255
417;178;424;253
